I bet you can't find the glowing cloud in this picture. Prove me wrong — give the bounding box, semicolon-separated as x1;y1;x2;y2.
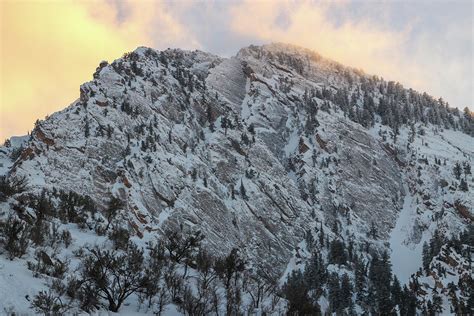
0;0;197;139
0;0;471;139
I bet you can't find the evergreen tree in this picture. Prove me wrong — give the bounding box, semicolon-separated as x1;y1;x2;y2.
340;273;353;310
369;252;393;314
369;221;378;239
248;123;255;136
453;162;462;180
328;273;341;313
282;270;320;315
329;239;347;265
84;120;90;138
304;252;326;296
391;275;403;310
459;178;469;191
239;180;248;201
207;104;215;132
319;223;324;246
432;293;443;314
354;254;367;303
241;133;250;146
221;116;228;135
463;162;471;176
400;285;417;316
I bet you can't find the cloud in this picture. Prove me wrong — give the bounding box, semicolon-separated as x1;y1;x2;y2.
0;0;471;139
0;0;197;139
226;0;472;110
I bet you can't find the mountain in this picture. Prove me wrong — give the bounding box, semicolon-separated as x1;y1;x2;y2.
0;43;472;315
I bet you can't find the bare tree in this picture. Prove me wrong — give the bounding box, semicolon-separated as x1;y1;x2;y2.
79;243;146;312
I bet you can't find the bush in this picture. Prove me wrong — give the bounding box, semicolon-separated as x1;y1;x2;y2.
0;215;30;259
60;230;72;248
27;250;69;279
104;196;124;230
139;241;168;309
79;243;147;312
58;190;95;224
0;175;27;201
164;229;204;264
108;225;130;250
31;290;69;315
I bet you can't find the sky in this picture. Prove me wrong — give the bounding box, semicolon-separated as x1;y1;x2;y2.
0;0;473;140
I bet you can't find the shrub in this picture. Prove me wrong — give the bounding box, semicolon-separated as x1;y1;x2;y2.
0;215;30;259
104;196;124;230
31;290;69;315
139;241;168;309
108;225;130;250
164;229;204;264
60;230;72;248
27;250;69;279
0;175;27;201
79;243;147;312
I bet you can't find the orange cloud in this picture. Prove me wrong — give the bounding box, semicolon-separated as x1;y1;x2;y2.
0;0;198;140
0;0;470;140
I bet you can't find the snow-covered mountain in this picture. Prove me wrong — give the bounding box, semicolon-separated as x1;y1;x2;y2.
0;43;472;315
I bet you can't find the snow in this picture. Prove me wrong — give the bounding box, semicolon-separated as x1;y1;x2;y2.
283;129;299;157
389;187;426;284
0;256;48;315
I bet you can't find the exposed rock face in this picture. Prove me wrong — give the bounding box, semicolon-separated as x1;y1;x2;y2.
7;43;472;278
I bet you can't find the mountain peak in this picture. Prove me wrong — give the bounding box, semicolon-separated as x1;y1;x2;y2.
0;42;472;315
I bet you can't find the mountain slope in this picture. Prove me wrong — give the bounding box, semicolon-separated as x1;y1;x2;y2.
0;43;472;315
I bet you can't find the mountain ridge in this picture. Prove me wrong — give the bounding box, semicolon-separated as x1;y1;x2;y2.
0;43;472;315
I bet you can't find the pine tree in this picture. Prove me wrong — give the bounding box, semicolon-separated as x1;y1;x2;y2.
239;180;248;201
319;223;324;246
283;270;320;315
354;254;367;303
328;273;341;313
248;123;255;136
221;116;228;135
391;275;403;309
304;252;326;295
400;285;417;316
432;293;443;314
340;273;353;310
207;104;215;132
459;178;469;191
463;162;471;176
241;133;249;146
369;221;378;239
84;120;90;138
329;239;347;265
369;252;393;314
453;162;462;180
429;229;444;259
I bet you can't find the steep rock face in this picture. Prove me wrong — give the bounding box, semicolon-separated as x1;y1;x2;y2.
7;44;471;279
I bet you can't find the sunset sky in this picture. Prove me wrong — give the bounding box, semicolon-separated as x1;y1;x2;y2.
1;0;472;140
